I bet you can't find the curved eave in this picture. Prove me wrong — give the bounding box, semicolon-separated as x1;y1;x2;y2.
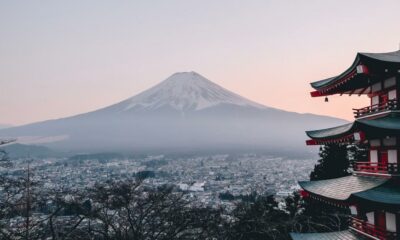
352;181;400;208
310;54;361;90
290;230;367;240
305;113;400;143
306;122;355;140
360;50;400;64
310;50;400;97
299;175;387;202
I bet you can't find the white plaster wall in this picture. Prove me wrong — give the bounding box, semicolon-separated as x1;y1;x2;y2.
372;83;382;93
366;212;375;224
372;95;380;105
370;150;378;163
389;89;397;100
386;212;396;232
388;150;397;164
383;137;396;146
349;206;357;215
370;139;381;147
385;77;396;89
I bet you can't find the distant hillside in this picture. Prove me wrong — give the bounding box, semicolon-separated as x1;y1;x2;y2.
0;143;59;158
0;124;12;130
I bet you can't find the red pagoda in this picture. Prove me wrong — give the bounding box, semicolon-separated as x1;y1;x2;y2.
291;50;400;240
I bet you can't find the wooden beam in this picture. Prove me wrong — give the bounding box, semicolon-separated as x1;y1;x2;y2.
358;86;370;96
349;89;357;96
306;139;318;145
310;91;326;97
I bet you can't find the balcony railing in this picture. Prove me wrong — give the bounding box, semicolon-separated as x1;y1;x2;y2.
353;162;398;174
351;217;397;240
353;99;398;118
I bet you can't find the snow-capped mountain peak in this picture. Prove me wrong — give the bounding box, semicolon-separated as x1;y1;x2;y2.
0;71;348;153
121;71;266;112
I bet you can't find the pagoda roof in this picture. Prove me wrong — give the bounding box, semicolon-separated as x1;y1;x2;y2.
306;113;400;143
306;122;354;140
352;181;400;208
300;176;400;206
360;51;400;63
290;230;367;240
310;50;400;97
299;175;387;201
357;112;400;133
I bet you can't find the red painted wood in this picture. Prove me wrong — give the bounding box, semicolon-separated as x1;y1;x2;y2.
351;217;396;239
375;211;387;230
310;91;325;97
380;150;389;165
380;93;389;104
305;139;318;145
299;189;309;198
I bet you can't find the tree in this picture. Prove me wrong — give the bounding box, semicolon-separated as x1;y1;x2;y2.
85;179;224;240
227;195;291;240
0;140;88;240
310;144;350;181
348;142;368;163
294;143;352;236
279;192;347;236
288;194;349;234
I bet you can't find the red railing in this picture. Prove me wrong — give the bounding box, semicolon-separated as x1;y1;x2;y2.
351;217;397;239
353;99;398;118
353;162;398;174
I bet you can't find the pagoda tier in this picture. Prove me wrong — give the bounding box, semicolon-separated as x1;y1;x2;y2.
290;230;368;240
306;113;400;176
310;50;400;97
306;113;400;145
300;176;400;239
300;176;400;208
299;175;387;204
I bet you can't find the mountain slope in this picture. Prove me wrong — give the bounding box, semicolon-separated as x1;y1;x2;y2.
0;72;347;154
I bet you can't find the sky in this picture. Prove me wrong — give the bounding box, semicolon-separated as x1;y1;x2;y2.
1;0;400;126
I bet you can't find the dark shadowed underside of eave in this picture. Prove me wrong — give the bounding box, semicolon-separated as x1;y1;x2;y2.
310;50;400;94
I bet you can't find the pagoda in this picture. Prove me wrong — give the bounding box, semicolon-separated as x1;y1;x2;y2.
290;50;400;240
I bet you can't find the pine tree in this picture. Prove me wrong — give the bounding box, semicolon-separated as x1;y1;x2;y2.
348;143;368;163
310;144;350;181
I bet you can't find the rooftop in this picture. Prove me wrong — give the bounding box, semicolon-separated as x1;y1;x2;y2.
290;230;368;240
299;175;386;201
310;50;400;97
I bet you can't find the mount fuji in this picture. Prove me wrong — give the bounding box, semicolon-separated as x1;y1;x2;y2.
1;72;347;155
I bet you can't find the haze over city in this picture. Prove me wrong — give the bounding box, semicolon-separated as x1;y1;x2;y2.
2;0;400;126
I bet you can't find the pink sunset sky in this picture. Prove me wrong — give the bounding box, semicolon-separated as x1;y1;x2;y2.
1;1;400;126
